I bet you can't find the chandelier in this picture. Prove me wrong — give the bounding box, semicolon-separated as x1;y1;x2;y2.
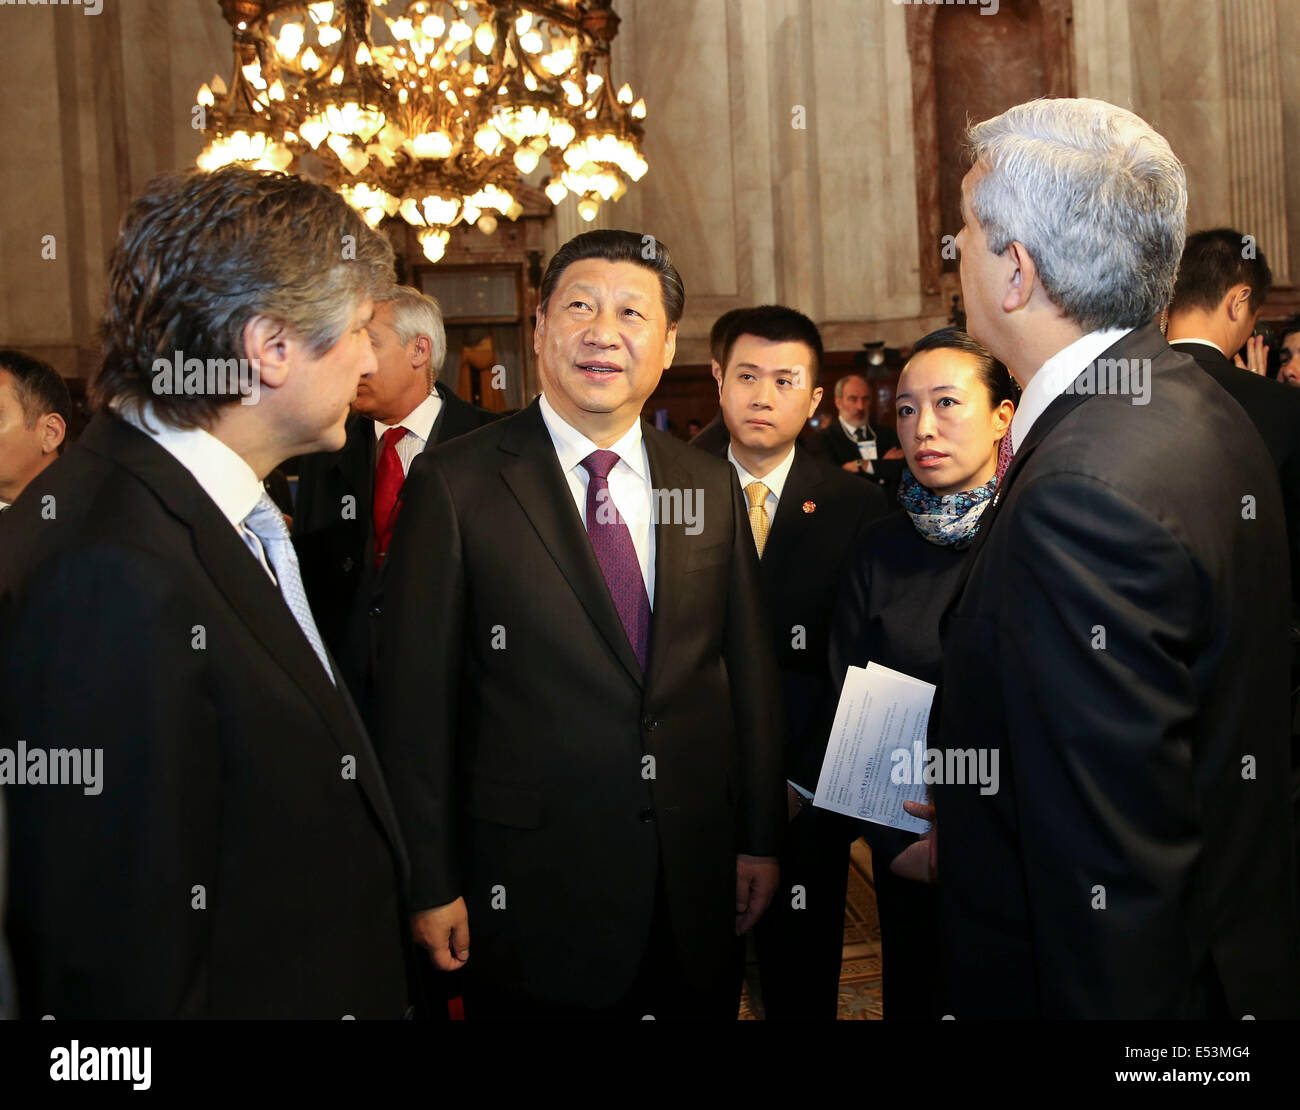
195;0;648;262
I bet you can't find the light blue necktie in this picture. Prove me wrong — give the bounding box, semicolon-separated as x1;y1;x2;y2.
242;491;335;683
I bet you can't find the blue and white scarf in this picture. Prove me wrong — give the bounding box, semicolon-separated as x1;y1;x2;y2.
897;468;997;549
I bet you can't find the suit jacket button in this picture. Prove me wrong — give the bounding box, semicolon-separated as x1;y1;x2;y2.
342;556;354;572
642;715;658;730
369;605;381;617
639;808;655;822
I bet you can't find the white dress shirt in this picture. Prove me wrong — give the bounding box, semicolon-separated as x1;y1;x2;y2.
539;392;656;606
116;401;276;583
373;389;443;477
840;416;878;471
1010;327;1133;448
727;443;796;527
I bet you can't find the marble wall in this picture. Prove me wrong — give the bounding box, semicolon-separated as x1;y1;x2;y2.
2;0;1297;395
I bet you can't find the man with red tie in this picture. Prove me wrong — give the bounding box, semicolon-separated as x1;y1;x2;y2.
375;230;785;1019
293;286;496;723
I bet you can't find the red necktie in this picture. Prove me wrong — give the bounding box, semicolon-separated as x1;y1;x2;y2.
373;425;407;564
995;426;1015;484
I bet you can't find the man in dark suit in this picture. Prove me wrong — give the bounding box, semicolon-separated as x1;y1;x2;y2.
702;304;888;1018
1166;230;1300;612
293;285;497;718
376;230;785;1018
817;373;904;494
0;167;410;1018
936;98;1300;1017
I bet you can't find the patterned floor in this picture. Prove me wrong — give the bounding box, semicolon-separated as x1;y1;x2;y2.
738;840;883;1020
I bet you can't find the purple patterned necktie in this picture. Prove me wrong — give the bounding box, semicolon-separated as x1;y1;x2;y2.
580;449;651;670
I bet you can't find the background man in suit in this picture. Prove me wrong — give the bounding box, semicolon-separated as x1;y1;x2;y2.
817;373;904;494
1167;231;1300;610
1166;229;1300;884
1278;317;1300;386
0;167;410;1018
704;304;887;1018
936;97;1300;1017
0;350;70;510
294;285;496;719
376;229;785;1019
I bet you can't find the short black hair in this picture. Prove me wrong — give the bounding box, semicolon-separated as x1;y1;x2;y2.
538;229;684;327
1170;228;1273;315
1278;315;1300;347
0;349;72;446
906;328;1018;407
715;304;823;392
708;308;748;364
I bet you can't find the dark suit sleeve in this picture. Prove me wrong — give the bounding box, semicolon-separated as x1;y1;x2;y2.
1;547;219;1017
722;470;786;857
998;473;1204;1016
373;453;464;910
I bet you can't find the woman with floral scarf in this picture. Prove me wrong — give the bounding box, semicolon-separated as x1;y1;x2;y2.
828;327;1017;1020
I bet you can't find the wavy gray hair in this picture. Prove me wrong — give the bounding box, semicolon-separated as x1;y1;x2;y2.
967;98;1187;332
381;285;447;382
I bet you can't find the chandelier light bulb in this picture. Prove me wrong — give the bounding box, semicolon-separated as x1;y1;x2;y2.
477;213;498;236
631;98;647;120
474;125;502;156
585;73;602;94
197;83;214;107
356;43;373;66
449;20;472;43
515;12;532;34
617;83;633;105
299;117;329;148
418;228;450;263
330;66;345;86
519;29;544;54
544;180;567;205
301;47;321;71
307;2;334;25
548;119;576;149
577;196;599;222
391;17;414;39
276;22;304;60
524;71;537;91
412;131;453;158
474;21;495;55
317;24;342;47
268;79;286;101
513;146;540;174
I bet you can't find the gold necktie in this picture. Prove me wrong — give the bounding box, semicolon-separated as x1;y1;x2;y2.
745;480;771;557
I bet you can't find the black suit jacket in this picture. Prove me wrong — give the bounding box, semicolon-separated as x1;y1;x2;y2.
818;419;904;494
293;382;498;714
700;439;889;789
375;399;785;1007
0;413;409;1018
933;323;1300;1018
1172;339;1300;613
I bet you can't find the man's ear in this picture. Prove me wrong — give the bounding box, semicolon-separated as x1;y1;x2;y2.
662;322;678;369
1003;241;1037;313
807;385;824;419
40;412;66;455
711;359;724;400
412;334;432;368
242;315;291;389
533;306;546;356
1225;284;1253;323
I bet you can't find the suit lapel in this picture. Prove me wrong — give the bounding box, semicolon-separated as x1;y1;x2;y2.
761;446;822;579
498;403;644;688
81;415;404;855
643;428;691;689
